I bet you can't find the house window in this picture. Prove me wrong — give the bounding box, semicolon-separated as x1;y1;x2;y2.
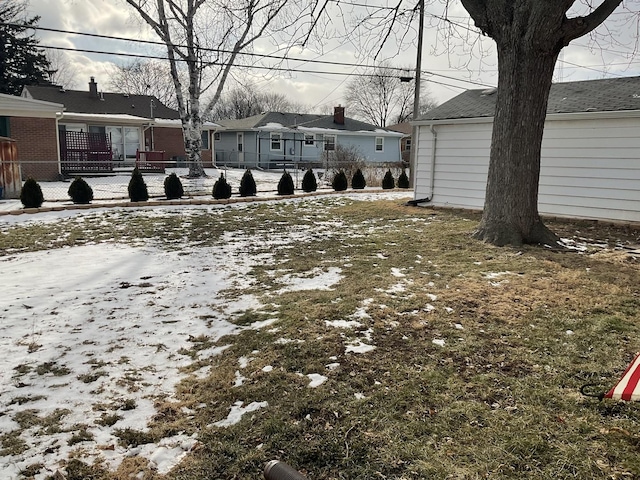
214;132;221;141
324;134;336;151
405;138;411;151
271;132;282;151
304;134;315;146
0;116;10;137
201;130;209;150
375;137;384;152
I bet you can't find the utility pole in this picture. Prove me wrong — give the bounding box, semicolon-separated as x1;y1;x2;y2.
409;0;424;189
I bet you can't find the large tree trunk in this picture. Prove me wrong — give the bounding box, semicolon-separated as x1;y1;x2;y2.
473;36;561;246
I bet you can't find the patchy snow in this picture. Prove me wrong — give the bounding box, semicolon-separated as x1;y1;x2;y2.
432;339;446;347
345;341;377;354
0;191;412;479
325;319;363;329
211;401;269;428
274;267;343;294
307;374;328;388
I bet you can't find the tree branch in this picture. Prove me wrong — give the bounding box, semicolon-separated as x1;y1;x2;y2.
562;0;624;44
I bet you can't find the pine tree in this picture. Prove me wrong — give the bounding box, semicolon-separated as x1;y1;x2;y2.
68;177;94;204
277;171;295;195
397;169;410;189
301;168;317;193
164;173;184;200
212;173;232;199
20;178;44;208
128;167;149;202
239;169;257;197
351;168;366;189
382;169;395;190
0;2;53;95
332;170;348;192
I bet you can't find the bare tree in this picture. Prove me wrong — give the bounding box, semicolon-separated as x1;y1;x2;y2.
108;59;177;109
459;1;624;246
345;61;436;127
209;81;308;120
123;0;310;177
45;48;77;89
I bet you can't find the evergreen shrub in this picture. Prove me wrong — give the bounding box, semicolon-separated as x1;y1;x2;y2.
239;169;257;197
68;177;93;204
128;168;149;202
382;169;395;190
20;178;44;208
351;168;366;189
277;171;295;195
301;168;317;193
164;173;184;200
332;170;348;191
397;169;410;189
212;173;232;199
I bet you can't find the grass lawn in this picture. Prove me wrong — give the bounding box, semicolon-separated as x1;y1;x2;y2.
1;195;640;479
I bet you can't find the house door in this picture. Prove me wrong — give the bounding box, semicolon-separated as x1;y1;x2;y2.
237;133;244;164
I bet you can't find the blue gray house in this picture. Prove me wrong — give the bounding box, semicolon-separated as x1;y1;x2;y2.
214;106;404;169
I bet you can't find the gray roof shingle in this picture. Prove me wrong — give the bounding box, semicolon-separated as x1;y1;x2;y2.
420;76;640;122
24;85;180;120
219;111;396;133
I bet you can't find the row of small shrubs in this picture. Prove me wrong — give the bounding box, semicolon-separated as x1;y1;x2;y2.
18;167;410;208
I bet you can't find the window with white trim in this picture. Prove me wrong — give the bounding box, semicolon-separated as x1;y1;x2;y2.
214;132;221;141
405;138;411;151
324;134;336;151
375;136;384;152
271;132;282;151
304;134;315;146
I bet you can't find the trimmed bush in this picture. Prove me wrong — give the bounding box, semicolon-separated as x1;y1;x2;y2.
351;168;366;190
164;173;184;200
397;169;410;189
382;169;395;190
212;173;232;199
332;170;348;192
277;171;295;195
20;178;44;208
128;167;149;202
301;168;317;193
68;177;93;204
239;169;257;197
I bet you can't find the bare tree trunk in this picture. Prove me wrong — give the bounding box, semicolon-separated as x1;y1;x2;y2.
473;41;560;246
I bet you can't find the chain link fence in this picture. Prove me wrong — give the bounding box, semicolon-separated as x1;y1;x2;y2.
0;158;410;205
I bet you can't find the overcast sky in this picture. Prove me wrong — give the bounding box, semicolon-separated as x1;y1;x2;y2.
26;0;640;113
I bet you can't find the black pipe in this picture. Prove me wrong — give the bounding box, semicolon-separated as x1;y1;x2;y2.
406;197;431;206
264;460;309;480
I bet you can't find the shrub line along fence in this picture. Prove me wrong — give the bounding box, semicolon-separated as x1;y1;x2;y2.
0;187;411;216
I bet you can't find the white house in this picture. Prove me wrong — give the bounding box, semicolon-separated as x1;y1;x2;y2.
412;76;640;224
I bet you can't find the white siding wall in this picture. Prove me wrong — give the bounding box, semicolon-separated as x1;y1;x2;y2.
415;115;640;223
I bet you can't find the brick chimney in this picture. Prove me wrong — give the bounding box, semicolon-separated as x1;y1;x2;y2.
334;105;345;125
89;77;98;98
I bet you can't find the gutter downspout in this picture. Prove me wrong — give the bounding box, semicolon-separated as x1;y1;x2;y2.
407;124;437;206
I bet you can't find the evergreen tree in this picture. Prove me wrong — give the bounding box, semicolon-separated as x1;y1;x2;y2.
212;173;232;199
382;169;395;190
164;173;184;200
301;168;317;193
397;169;410;189
277;170;295;195
332;170;348;192
68;177;94;204
351;168;366;189
0;2;53;95
20;177;43;208
128;167;149;202
239;169;257;197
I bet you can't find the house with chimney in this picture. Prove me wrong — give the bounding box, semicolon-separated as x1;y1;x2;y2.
19;77;217;180
214;107;404;169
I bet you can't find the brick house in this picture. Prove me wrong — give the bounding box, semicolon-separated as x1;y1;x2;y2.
21;78;216;178
0;93;64;181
